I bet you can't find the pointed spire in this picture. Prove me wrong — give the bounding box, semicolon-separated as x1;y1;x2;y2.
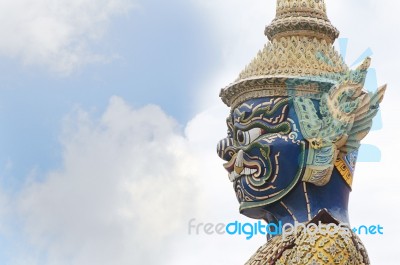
220;0;351;108
276;0;327;18
265;0;339;44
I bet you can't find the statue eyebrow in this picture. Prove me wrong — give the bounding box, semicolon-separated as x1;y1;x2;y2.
236;98;289;124
234;120;291;135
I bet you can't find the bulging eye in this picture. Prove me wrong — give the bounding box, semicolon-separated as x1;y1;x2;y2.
236;128;263;145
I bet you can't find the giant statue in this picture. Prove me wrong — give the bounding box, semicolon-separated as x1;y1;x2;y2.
217;0;385;264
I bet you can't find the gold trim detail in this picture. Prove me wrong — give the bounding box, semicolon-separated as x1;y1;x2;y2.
219;35;349;107
237;37;347;82
335;157;354;188
245;224;369;265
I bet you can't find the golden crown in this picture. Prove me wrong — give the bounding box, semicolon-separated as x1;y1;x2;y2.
220;0;367;108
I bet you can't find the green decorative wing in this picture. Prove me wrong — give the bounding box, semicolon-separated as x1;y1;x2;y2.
294;82;386;153
293;60;386;186
340;85;386;153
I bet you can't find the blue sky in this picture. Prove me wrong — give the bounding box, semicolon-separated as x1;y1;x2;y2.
0;0;221;191
0;0;399;264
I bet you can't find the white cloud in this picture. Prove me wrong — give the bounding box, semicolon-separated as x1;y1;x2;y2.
13;97;201;264
0;97;270;265
1;0;399;264
0;0;133;74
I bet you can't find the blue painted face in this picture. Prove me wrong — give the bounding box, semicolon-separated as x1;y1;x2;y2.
217;97;309;218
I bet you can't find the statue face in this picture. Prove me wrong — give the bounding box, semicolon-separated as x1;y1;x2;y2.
217;97;308;218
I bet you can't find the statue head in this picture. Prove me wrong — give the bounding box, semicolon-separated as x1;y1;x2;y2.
216;0;386;223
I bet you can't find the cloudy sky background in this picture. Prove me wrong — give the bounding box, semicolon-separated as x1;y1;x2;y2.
0;0;399;264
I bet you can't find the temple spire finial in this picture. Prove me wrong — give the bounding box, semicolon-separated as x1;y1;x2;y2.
265;0;339;43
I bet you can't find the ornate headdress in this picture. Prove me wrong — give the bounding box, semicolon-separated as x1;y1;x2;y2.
220;0;384;109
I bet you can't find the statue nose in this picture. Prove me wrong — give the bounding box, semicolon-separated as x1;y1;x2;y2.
217;138;233;160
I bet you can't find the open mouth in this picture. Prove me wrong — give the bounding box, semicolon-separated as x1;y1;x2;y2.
223;150;262;182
